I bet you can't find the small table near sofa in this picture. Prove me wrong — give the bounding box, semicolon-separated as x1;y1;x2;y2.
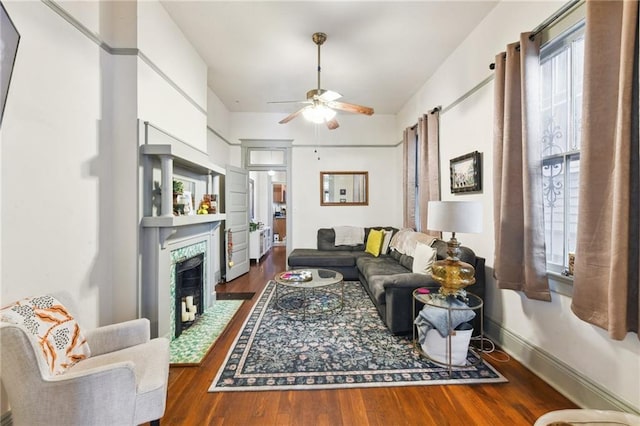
274;268;344;320
412;289;484;374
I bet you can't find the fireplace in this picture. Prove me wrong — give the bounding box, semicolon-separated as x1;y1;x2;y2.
174;253;204;338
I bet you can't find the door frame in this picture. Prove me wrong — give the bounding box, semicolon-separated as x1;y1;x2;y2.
240;139;293;258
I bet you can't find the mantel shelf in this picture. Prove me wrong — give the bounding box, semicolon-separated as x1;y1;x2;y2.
140;143;225;176
141;213;226;228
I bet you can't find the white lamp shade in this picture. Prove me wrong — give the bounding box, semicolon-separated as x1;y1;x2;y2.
427;201;482;234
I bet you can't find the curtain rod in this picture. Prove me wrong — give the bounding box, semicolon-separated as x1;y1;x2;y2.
488;0;582;70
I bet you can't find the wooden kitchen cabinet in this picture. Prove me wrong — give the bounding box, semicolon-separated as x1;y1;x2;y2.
273;184;286;203
273;217;286;242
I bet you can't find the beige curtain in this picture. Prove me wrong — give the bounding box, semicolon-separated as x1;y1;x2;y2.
417;111;441;236
572;0;639;340
402;126;417;228
493;33;551;301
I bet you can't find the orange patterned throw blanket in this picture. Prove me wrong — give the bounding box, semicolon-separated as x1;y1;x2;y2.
1;295;91;376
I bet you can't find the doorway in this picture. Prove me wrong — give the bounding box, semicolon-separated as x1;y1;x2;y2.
271;175;286;247
241;140;292;258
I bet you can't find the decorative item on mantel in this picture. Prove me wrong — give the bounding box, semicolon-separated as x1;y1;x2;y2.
427;201;483;296
197;194;217;215
173;180;184;216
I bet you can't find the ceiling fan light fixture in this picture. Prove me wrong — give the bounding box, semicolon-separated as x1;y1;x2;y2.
302;104;336;124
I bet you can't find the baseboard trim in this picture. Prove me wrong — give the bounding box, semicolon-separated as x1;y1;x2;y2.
485;317;640;416
1;411;12;426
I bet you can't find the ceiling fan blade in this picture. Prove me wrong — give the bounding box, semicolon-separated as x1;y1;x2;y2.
325;117;339;130
268;100;312;105
328;101;374;116
319;90;342;102
278;107;307;124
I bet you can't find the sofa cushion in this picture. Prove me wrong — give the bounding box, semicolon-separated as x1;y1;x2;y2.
288;249;357;267
412;242;437;274
357;256;410;281
366;273;438;305
365;229;384;256
389;249;402;262
380;230;393;255
389;229;436;257
399;253;414;270
317;229;365;251
333;226;365;246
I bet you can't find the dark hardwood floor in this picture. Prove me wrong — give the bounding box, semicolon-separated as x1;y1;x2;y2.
156;246;578;425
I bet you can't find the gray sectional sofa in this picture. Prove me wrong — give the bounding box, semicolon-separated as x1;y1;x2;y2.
288;227;486;335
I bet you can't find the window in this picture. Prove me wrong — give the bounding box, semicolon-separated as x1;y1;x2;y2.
540;22;584;276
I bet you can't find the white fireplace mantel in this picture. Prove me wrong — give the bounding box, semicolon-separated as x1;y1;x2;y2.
142;222;222;338
139;122;226;338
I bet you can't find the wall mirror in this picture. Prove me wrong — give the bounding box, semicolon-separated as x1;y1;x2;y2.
320;171;369;206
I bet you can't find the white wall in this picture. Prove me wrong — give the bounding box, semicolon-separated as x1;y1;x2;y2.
207;87;231;139
291;146;401;248
207;88;232;169
0;1;119;415
230;112;397;146
137;1;207;152
1;0;107;327
228;112;402;249
397;0;639;412
249;171;271;225
0;0;212;329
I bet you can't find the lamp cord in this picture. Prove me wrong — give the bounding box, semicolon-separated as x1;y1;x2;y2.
470;336;512;363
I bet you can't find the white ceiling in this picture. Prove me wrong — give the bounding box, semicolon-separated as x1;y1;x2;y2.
160;1;498;116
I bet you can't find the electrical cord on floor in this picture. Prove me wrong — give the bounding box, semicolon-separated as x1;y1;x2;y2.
470;335;511;363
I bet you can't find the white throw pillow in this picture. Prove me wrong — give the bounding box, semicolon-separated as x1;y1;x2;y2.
412;242;437;275
380;230;393;255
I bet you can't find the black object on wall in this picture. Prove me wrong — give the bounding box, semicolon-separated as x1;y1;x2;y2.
1;1;20;128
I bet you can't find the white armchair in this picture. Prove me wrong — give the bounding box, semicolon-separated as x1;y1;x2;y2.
0;294;169;426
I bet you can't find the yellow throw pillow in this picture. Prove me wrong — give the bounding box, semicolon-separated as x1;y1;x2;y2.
365;229;384;257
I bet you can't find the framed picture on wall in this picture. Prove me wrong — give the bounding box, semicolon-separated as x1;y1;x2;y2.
450;151;481;193
1;1;21;128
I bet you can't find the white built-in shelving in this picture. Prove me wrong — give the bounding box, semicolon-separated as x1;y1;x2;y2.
249;227;272;262
140;125;226;229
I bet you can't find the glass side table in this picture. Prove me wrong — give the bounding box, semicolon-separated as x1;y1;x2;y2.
412;289;484;375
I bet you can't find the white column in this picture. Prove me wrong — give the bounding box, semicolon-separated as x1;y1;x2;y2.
160;154;173;217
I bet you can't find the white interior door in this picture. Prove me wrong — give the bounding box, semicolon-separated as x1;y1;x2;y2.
224;165;250;282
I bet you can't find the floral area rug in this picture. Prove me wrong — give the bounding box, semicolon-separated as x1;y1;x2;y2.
170;299;243;366
209;281;507;391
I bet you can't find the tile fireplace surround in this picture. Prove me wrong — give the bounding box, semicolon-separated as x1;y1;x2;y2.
141;222;222;339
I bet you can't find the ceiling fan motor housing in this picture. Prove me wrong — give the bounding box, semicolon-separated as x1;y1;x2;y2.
306;89;326;100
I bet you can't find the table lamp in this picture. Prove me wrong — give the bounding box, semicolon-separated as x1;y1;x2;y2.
427;201;483;295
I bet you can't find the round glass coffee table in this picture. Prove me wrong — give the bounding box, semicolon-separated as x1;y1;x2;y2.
274;268;344;320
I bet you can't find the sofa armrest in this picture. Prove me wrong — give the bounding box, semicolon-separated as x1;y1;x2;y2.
85;318;151;356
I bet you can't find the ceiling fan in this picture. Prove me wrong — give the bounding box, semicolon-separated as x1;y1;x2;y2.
271;32;374;130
